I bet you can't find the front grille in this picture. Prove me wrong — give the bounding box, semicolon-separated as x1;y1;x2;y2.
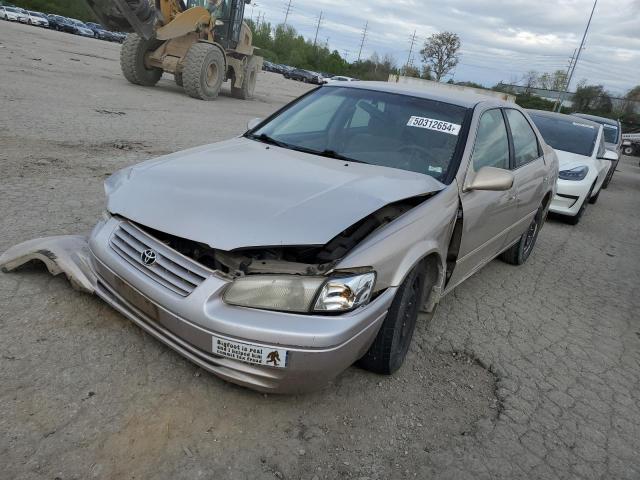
109;221;211;296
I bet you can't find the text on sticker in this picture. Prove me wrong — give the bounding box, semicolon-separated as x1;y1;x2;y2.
407;116;461;135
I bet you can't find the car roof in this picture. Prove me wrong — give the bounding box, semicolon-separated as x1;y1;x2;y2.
324;81;511;108
572;112;619;126
526;109;603;128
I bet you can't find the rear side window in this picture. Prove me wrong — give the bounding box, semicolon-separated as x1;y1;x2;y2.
472;109;510;170
505;109;540;167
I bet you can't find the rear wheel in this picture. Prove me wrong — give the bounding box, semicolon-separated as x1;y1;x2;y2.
622;146;634;156
231;56;259;99
183;43;224;100
358;262;428;374
501;205;544;265
120;33;163;86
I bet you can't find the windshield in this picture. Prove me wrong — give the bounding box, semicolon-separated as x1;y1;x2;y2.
529;114;598;157
249;86;469;182
6;7;17;12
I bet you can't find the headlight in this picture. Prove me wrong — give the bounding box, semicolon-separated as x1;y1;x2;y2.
314;272;376;312
559;166;588;181
223;272;376;313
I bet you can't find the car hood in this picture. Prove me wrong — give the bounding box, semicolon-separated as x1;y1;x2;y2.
555;149;593;171
106;137;444;251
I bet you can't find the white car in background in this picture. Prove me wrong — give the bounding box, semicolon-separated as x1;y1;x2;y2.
14;7;29;23
1;6;25;22
26;11;49;27
326;76;357;83
528;110;614;224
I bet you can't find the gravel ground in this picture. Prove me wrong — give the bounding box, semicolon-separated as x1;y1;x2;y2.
1;21;639;480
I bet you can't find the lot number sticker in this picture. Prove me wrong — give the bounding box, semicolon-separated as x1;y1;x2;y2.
407;116;461;135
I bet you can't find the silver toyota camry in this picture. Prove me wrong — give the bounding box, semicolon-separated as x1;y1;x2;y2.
1;82;558;393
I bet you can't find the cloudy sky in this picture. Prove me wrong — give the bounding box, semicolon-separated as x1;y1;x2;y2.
250;0;640;95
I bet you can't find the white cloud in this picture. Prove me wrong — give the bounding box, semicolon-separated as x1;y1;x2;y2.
254;0;640;94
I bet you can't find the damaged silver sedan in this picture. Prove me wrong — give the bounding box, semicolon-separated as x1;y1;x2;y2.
1;82;558;393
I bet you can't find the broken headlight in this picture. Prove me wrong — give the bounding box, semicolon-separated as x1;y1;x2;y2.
223;272;376;313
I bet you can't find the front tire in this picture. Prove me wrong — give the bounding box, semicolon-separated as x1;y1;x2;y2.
120;33;163;86
501;205;544;265
622;146;634;156
358;262;428;374
231;56;259;99
183;43;224;100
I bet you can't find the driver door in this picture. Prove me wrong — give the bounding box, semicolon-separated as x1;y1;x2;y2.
446;108;518;290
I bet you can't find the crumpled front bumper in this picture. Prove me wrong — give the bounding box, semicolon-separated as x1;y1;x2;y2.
0;226;395;393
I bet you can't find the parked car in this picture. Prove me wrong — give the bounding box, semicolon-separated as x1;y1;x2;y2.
528;110;613;224
26;11;49;27
573;113;621;188
287;68;323;84
110;31;126;43
69;19;95;37
326;75;357;83
2;6;27;22
621;134;640;157
55;16;80;34
14;7;29;22
0;83;557;393
46;14;66;30
85;21;112;40
0;6;21;20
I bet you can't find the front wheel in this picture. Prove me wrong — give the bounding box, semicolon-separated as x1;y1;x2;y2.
501;205;544;265
182;43;224;100
623;146;634;156
120;33;163;86
358;262;428;374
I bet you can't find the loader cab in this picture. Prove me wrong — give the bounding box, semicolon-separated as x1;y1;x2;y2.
211;0;247;50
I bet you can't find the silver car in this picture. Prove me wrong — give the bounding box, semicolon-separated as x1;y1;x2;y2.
1;83;558;393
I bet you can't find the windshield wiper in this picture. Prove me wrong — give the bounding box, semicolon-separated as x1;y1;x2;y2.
289;145;368;164
247;133;290;149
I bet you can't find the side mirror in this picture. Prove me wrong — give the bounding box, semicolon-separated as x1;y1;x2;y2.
598;150;618;161
247;117;262;131
465;166;514;192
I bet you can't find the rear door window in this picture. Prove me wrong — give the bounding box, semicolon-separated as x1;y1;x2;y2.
472;109;510;170
505;109;540;168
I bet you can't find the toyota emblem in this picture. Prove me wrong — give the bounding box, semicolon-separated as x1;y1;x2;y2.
141;249;157;266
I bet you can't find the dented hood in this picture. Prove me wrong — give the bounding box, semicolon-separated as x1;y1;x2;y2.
106;137;444;250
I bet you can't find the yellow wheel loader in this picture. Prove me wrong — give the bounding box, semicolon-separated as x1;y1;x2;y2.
85;0;262;100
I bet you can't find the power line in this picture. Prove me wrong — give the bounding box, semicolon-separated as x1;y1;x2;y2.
357;21;368;62
313;10;323;47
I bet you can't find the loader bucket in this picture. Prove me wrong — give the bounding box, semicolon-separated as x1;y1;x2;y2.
84;0;157;39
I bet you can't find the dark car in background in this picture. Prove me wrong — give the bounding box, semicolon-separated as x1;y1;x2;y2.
47;14;66;30
286;68;323;84
85;21;112;40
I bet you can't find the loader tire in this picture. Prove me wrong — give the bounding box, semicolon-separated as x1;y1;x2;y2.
231;56;259;99
183;43;224;100
120;33;163;86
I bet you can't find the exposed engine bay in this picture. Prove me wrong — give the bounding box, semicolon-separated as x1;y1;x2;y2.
133;194;433;278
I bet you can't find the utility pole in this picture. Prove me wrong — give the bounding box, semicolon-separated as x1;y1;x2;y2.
357;21;368;62
283;0;292;26
553;48;577;111
554;0;597;112
405;30;417;74
313;11;323;47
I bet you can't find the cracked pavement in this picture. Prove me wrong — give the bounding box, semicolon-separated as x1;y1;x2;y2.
1;21;640;480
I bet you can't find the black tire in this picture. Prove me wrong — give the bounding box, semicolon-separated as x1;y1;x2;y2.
588;187;600;204
182;43;224;100
120;33;163;86
566;185;593;225
358;262;428;374
622;146;634;156
174;72;183;87
231;56;259;100
500;205;544;265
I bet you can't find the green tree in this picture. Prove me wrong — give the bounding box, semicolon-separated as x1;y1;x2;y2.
419;32;461;82
10;0;96;21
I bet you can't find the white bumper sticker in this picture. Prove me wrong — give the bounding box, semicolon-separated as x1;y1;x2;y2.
212;336;288;368
407;116;461;135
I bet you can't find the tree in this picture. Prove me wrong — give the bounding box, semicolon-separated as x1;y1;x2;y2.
419;32;461;82
572;84;613;114
521;70;539;93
